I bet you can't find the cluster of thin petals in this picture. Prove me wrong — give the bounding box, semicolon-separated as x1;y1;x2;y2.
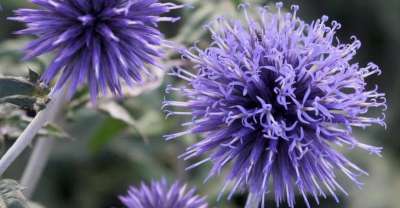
11;0;181;101
164;3;386;207
8;1;387;207
120;179;208;208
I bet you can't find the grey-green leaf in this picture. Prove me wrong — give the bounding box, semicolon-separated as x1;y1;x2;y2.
0;179;29;208
0;77;36;98
0;95;47;111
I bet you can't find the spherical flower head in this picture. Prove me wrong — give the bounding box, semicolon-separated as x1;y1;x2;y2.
119;179;208;208
164;3;386;207
10;0;181;101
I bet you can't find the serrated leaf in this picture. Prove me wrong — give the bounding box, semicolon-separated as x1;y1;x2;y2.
0;71;49;101
0;95;36;110
0;77;36;98
0;95;47;111
0;105;68;142
0;179;29;208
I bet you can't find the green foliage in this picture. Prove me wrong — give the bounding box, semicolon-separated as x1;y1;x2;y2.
0;105;70;142
43;124;71;141
0;77;36;98
88;117;127;153
0;95;45;111
232;0;242;6
0;70;49;112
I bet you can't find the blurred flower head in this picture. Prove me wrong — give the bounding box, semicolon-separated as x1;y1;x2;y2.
164;2;386;207
10;0;181;101
119;179;208;208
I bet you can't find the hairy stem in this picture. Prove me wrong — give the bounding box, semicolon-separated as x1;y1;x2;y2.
0;88;66;176
20;138;55;198
245;193;261;208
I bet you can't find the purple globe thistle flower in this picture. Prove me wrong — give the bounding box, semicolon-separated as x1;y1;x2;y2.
164;3;386;207
119;179;208;208
10;0;181;101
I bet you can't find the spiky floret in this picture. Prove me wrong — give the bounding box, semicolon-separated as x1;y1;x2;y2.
119;179;208;208
10;0;181;101
164;3;386;207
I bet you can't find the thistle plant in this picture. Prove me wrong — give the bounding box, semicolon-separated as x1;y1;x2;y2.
10;0;181;101
0;0;180;180
0;1;392;207
120;179;208;208
164;3;386;207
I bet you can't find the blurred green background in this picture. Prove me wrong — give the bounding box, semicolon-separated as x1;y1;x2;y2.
0;0;399;207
